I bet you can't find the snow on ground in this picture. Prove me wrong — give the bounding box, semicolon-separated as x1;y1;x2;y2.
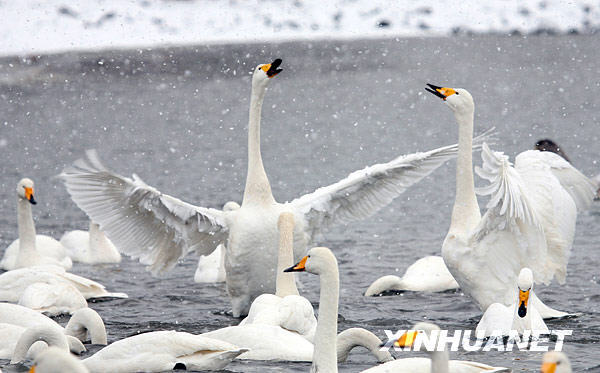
1;0;599;57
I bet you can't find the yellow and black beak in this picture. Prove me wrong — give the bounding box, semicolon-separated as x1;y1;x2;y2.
518;289;530;318
284;255;307;272
540;362;557;373
24;187;37;205
260;58;283;78
393;330;419;348
425;84;457;101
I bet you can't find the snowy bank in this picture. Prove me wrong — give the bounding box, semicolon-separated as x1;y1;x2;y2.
2;0;599;57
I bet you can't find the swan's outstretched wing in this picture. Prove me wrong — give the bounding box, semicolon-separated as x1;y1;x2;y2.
471;144;578;306
290;130;493;242
61;151;228;274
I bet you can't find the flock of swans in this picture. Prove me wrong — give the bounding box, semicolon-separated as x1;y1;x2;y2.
1;58;597;372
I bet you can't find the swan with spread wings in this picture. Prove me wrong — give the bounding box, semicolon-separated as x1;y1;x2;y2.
61;59;482;316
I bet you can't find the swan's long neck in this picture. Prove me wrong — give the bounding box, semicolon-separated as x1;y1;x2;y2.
312;260;339;373
17;197;37;255
276;214;299;297
242;82;275;206
428;349;450;373
88;222;114;260
11;326;69;364
65;308;107;345
449;110;481;236
336;328;392;363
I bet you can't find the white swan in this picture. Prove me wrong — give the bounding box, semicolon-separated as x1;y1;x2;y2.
80;331;247;372
61;59;480;317
476;268;548;337
9;324;71;364
30;346;89;373
0;303;106;347
239;212;317;341
425;84;597;318
193;201;240;284
365;256;458;296
286;247;508;373
18;282;87;316
364;322;510;373
60;221;121;264
0;265;127;303
541;351;571;373
0;178;72;270
0;323;81;361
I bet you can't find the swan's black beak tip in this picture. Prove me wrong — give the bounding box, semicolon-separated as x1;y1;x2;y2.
425;83;447;100
29;196;37;205
267;58;283;78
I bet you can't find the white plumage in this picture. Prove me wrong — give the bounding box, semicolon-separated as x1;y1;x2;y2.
61;60;484;316
425;85;596;318
60;221;121;264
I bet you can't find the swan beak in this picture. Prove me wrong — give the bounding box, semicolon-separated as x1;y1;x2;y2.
393;330;419;348
284;255;307;272
518;289;530;318
29;366;36;373
540;362;557;373
425;84;456;101
261;58;283;78
25;187;37;205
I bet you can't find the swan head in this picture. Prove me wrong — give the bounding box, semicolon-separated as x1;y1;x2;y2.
535;139;570;162
541;351;571;373
223;201;241;212
517;268;533;318
252;58;283;87
393;322;440;352
425;84;473;115
17;178;37;205
284;246;336;276
30;346;89;373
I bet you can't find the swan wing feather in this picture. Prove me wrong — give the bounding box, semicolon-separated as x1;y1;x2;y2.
61;150;228;274
291;131;492;241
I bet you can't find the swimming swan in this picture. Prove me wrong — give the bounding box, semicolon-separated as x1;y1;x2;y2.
364;322;510;372
425;84;596;318
0;265;127;303
0;178;72;270
476;268;548;337
18;282;88;315
30;346;89;373
541;351;571;373
239;212;317;342
60;221;121;264
80;331;247;372
61;59;479;317
365;256;458;296
286;247;508;373
0;303;106;348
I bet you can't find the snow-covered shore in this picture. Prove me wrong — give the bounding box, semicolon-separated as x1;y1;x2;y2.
2;0;599;57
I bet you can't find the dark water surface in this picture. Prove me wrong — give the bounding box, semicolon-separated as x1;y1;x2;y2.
0;35;599;372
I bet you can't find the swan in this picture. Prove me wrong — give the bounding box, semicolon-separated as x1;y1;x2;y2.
541;351;571;373
60;221;121;264
239;212;317;341
30;346;89;373
365;322;510;373
285;247;508;373
193;201;240;283
0;323;82;360
80;331;247;372
0;303;106;347
61;59;489;317
18;282;88;315
9;324;71;364
0;265;127;303
476;268;548;337
365;256;458;296
0;178;72;270
425;84;597;318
